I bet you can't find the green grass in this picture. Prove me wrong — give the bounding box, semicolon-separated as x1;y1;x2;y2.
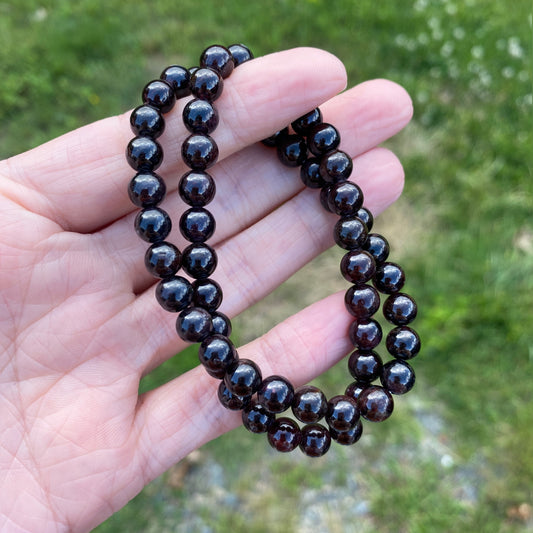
2;0;532;531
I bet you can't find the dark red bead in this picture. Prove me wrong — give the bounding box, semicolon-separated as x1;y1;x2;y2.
128;172;166;208
242;401;275;433
134;207;171;243
300;423;331;457
319;150;353;183
190;68;223;102
330;419;363;445
228;43;254;66
198;334;237;379
345;381;368;402
155;276;193;312
300;157;326;189
291;108;322;135
320;186;333;212
333;217;368;250
383;293;418;325
224;359;262;397
374;262;406;294
218;381;251;411
181;243;217;279
261;127;288;147
291;386;327;423
179;171;216;207
358;385;394;422
267;418;301;453
183;99;219;135
200;45;234;79
326;395;360;432
257;375;295;414
344;284;380;318
176;306;213;343
276;134;307;167
386;326;421;360
356;207;374;232
160;65;191;99
130;105;165;138
211;311;232;337
307;123;340;156
192;278;223;312
340;250;376;285
381;360;415;395
142;79;176;113
327;181;364;217
364;234;390;264
348;350;383;383
349;318;383;350
181;134;219;170
126;136;163;171
179;208;216;243
144;242;181;279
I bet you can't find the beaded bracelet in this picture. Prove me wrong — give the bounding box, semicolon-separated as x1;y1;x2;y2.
126;44;420;457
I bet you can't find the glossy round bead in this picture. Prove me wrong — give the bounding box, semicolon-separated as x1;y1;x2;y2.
333;217;368;250
345;381;368;402
300;424;331;457
327;181;364;217
242;401;275;433
348;350;383;383
160;65;191;99
130;105;165;138
256;375;295;414
364;234;390;264
198;334;237;379
374;262;406;294
228;43;254;66
182;99;219;135
179;170;216;207
381;360;415;395
181;243;218;279
224;359;262;397
267;418;301;453
134;207;171;243
192;278;223;312
176;306;213;342
358;385;394;422
189;67;199;77
190;67;223;102
144;242;181;278
261;127;288;147
276;134;307;167
128;172;166;208
330;419;363;446
320;186;333;212
340;250;376;285
291;108;322;135
344;284;380;318
181;134;219;170
142;79;176;113
179;207;216;243
218;381;251;411
211;311;232;337
383;293;418;325
386;326;421;360
200;45;234;79
155;275;193;312
319;150;353;183
356;207;374;232
291;385;328;423
349;318;383;350
126;136;163;171
300;157;325;189
307;123;340;156
326;395;360;432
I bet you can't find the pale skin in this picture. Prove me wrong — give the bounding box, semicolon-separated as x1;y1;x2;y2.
0;48;413;532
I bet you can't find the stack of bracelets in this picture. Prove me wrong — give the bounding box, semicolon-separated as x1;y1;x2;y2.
126;44;420;457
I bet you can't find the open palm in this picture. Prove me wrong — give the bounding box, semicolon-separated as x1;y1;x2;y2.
0;48;412;532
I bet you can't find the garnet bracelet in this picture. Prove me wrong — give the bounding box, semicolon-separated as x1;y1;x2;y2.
126;44;420;457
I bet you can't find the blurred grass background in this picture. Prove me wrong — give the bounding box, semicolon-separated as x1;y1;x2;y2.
1;0;532;531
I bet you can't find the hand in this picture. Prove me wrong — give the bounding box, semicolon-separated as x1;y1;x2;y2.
0;48;412;532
